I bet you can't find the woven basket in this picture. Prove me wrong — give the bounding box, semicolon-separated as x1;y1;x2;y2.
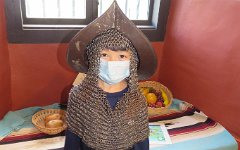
32;109;67;135
139;81;173;116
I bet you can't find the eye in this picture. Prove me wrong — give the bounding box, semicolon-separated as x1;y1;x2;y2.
120;54;126;59
101;53;108;57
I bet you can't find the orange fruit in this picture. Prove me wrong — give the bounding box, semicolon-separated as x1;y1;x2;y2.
146;93;157;104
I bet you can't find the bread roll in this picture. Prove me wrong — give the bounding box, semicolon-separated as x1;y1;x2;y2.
45;113;61;123
46;119;63;128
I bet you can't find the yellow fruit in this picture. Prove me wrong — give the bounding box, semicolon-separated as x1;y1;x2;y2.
146;93;157;104
163;99;169;106
161;89;169;106
140;87;150;96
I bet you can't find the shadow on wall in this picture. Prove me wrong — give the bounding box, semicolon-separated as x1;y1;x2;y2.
57;42;78;104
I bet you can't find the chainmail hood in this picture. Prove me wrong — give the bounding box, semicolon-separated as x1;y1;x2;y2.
66;28;149;150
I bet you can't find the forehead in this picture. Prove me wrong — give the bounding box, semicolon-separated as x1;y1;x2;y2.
101;49;131;54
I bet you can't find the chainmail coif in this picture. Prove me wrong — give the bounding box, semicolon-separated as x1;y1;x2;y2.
66;28;149;150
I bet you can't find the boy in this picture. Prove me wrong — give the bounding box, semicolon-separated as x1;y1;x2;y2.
65;2;157;150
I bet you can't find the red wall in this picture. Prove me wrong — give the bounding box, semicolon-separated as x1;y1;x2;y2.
8;44;76;110
150;42;164;81
160;0;240;142
0;0;11;118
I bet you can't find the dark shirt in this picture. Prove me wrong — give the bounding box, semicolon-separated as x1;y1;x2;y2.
105;86;128;110
64;87;149;150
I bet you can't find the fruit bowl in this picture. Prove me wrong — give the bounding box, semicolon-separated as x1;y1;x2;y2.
32;109;67;135
139;81;173;116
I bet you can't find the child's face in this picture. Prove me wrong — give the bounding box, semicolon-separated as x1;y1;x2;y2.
100;49;131;61
98;48;131;86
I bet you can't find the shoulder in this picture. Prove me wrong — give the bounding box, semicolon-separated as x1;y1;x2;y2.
70;85;80;93
68;85;82;99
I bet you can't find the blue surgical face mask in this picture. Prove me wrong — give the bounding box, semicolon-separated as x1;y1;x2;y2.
99;59;130;85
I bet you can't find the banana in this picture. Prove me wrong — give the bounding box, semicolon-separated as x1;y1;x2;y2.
161;89;169;106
